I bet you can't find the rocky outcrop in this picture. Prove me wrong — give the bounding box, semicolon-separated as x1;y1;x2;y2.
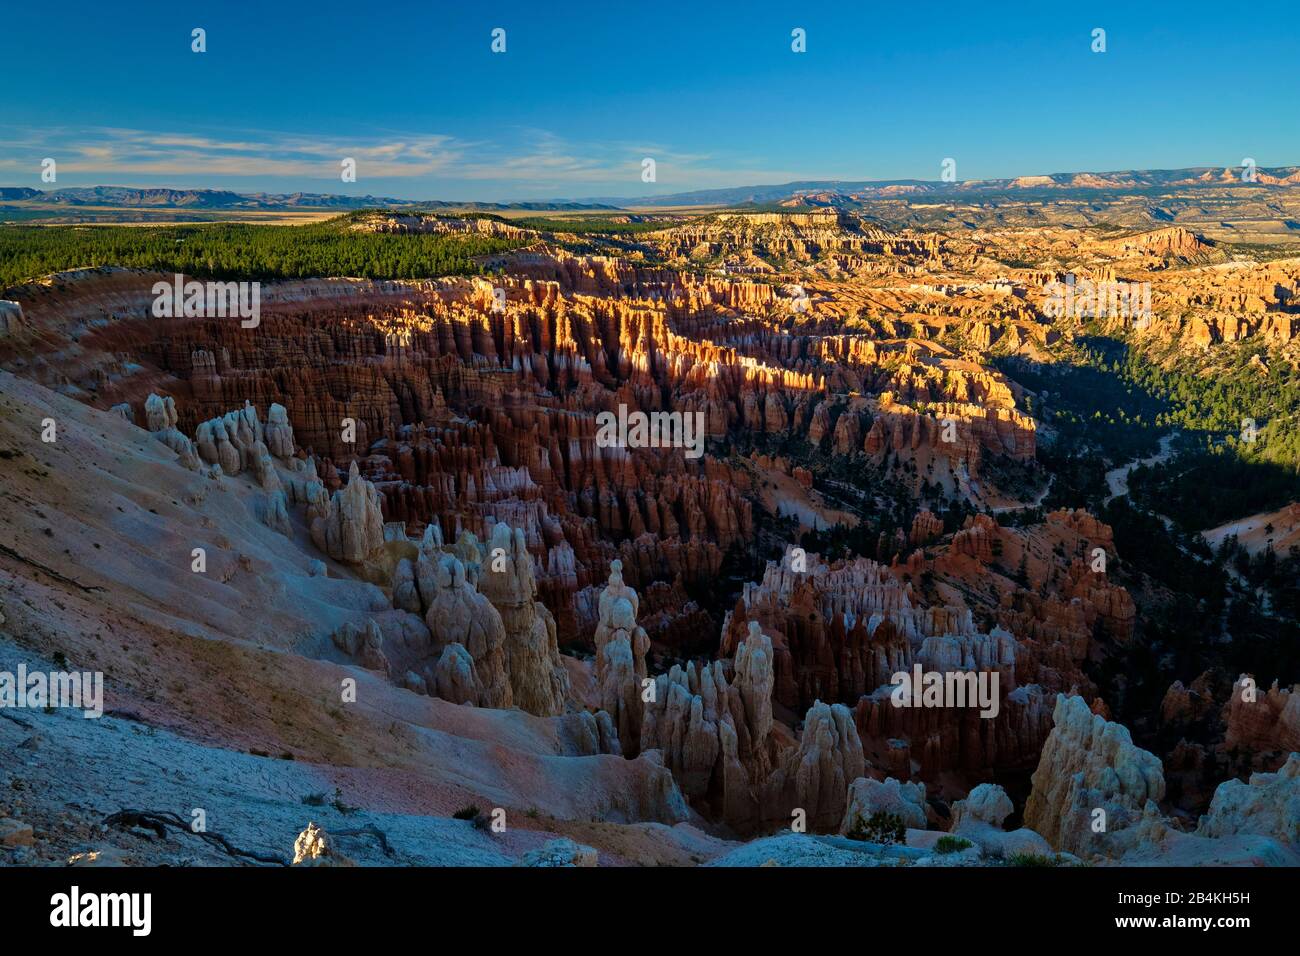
1094;226;1212;261
1197;753;1300;846
840;776;928;832
264;402;296;459
1222;676;1300;756
569;708;622;757
949;782;1053;857
331;619;392;675
593;559;650;754
359;524;521;709
640;621;780;831
292;822;354;867
764;699;865;831
724;545;1051;792
517;838;599;867
863;392;1036;474
641;660;749;812
1117;800;1300;866
855;681;1052;787
723;549;932;713
142;393;201;470
639;624;864;834
909;509;943;546
734;621;775;746
310;461;385;564
1160;672;1217;728
1024;694;1165;858
478;522;569;716
194;402;266;477
145;392;177;433
0;299;24;337
422;554;512;708
260;490;292;536
433;642;480;704
950;782;1013;831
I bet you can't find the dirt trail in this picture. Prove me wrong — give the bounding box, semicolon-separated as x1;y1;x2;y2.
1104;431;1179;505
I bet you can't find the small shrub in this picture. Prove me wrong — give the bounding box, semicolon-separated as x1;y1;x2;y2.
845;811;907;845
453;804;482;821
301;792;327;807
1008;852;1059;867
934;835;973;854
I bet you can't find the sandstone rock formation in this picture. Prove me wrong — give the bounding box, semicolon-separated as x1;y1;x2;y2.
292;822;354;867
639;636;866;834
1197;753;1300;846
1223;676;1300;756
765;699;866;831
264;402;296;459
909;509;943;546
723;544;1057;794
1;248;1049;653
433;642;480;704
337;619;391;674
949;782;1053;857
1024;694;1165;858
193;402;266;478
1117;800;1300;866
840;776;928;832
640;621;781;831
260;489;292;537
950;782;1013;832
593;559;650;754
478;522;569;716
422;554;512;708
142;392;201;470
311;461;385;564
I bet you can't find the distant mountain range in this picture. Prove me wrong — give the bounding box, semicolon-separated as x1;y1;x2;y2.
592;166;1300;207
2;166;1298;213
0;186;615;212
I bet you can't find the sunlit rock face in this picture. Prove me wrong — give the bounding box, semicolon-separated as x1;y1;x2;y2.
0;244;1046;650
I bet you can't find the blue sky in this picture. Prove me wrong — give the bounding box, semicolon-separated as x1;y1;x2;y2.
2;0;1297;201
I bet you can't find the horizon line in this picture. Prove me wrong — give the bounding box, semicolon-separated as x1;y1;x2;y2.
5;158;1300;208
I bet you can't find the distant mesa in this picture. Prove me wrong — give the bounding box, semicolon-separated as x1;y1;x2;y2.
4;164;1300;215
0;185;620;213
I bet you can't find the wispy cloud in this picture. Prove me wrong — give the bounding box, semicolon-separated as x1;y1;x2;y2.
0;124;848;197
0;126;461;179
